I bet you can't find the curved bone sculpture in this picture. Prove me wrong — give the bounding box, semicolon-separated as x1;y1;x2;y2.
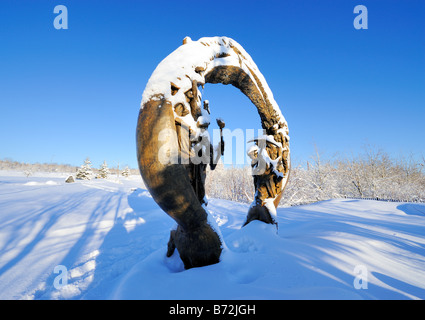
137;36;290;269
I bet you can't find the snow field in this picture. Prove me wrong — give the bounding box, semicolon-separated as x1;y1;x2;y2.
0;172;424;299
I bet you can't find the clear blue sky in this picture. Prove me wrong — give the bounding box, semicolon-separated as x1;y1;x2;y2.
0;0;424;169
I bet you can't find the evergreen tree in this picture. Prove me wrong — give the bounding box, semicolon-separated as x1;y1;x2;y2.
76;157;93;180
98;160;111;179
121;166;130;178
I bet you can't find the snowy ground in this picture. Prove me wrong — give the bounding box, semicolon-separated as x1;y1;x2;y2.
0;171;424;300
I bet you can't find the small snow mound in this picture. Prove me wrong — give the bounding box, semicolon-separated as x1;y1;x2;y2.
137;190;152;198
24;180;58;186
24;181;39;186
227;220;278;253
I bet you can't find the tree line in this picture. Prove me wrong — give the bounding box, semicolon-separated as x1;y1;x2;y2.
2;145;424;205
0;158;139;177
206;145;425;206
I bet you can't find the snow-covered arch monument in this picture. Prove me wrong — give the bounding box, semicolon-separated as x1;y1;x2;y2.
136;36;290;269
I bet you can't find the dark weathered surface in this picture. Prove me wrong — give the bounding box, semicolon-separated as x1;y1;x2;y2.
136;97;222;268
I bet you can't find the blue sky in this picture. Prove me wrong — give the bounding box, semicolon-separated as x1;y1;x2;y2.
0;0;424;169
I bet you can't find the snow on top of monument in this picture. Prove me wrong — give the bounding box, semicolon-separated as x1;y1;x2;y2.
141;36;241;106
140;36;287;128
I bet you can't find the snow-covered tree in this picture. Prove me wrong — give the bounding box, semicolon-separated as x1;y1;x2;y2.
76;157;93;180
206;145;425;206
121;166;130;178
23;170;32;178
98;160;111;179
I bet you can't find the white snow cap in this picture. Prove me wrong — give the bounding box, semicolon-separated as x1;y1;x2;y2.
140;36;287;130
183;36;192;44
